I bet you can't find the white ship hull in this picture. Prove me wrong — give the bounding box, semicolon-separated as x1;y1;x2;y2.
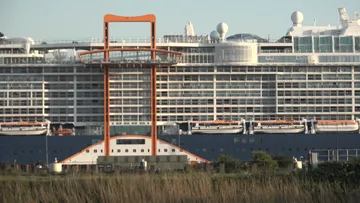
192;127;243;134
0;128;47;136
315;124;359;133
254;126;305;134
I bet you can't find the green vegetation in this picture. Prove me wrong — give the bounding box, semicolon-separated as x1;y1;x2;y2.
252;151;278;169
309;158;360;183
213;151;295;173
271;154;294;169
213;154;246;173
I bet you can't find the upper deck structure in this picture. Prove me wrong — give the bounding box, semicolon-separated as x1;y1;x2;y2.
0;7;360;136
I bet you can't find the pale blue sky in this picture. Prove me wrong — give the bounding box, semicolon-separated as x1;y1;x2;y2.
1;0;359;41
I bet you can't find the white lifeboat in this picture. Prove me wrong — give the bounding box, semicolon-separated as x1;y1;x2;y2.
315;120;359;133
253;120;305;134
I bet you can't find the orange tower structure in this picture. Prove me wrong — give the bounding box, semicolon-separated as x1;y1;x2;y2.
78;14;182;156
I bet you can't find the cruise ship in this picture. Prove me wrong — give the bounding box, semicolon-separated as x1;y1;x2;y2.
1;7;360;165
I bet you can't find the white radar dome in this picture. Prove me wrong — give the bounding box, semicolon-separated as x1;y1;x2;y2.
216;22;229;35
291;11;304;26
210;30;220;41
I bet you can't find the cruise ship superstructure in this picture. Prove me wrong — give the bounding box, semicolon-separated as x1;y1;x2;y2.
1;7;360;164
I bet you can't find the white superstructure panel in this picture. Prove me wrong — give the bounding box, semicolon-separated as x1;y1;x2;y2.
61;135;208;165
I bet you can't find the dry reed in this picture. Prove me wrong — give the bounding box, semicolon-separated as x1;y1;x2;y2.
0;173;358;203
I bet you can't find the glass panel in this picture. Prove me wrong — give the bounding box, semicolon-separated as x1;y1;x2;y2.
295;37;312;53
355;37;360;52
314;37;319;52
319;36;332;53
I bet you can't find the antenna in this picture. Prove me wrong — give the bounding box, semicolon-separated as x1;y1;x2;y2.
313;19;317;26
355;10;360;20
338;7;349;27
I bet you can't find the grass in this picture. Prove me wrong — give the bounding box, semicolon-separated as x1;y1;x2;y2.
1;172;360;203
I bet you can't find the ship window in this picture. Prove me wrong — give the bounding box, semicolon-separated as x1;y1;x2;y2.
148;149;150;152
101;150;103;153
296;148;300;152
164;149;168;152
133;149;136;152
219;148;224;152
141;149;144;152
250;148;254;152
111;149;113;153
125;149;128;152
242;148;246;152
116;139;145;145
117;149;120;153
172;149;175;152
249;138;255;143
158;149;160;152
202;148;207;152
94;149;97;153
304;148;308;151
288;148;292;152
86;150;89;153
234;138;240;143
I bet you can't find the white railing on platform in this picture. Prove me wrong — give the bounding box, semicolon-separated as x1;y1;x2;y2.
1;36;294;46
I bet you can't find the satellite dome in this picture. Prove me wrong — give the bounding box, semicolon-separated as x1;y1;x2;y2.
216;22;229;35
210;30;220;41
0;32;4;39
291;11;304;26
